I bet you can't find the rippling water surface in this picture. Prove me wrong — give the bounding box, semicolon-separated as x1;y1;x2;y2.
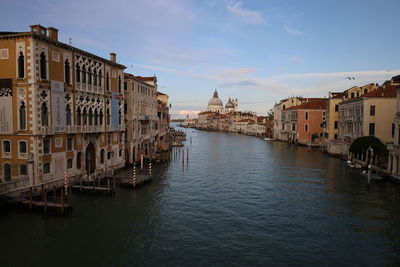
2;127;400;266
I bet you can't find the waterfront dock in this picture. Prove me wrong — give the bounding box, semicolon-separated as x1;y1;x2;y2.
116;175;152;188
71;178;116;195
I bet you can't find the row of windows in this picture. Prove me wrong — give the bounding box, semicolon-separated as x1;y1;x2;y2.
2;163;27;181
2;140;27;157
16;51;121;91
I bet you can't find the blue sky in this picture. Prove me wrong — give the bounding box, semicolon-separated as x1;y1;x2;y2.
1;0;399;118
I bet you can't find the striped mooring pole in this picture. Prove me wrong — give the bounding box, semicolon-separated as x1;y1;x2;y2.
64;171;68;196
132;164;136;186
149;162;152;176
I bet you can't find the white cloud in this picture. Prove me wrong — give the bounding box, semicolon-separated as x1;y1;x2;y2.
226;1;264;25
283;25;304;36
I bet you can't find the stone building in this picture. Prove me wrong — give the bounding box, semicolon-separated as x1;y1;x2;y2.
0;25;125;186
156;92;171;152
281;99;327;145
338;81;396;145
123;73;158;164
384;76;400;180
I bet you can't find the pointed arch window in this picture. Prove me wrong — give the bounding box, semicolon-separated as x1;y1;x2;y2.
98;70;102;87
93;70;97;86
82;66;86;83
66;104;72;125
19;101;26;130
76;107;81;125
82;107;87;125
99;109;103;125
106;108;110;125
76;64;81;82
88;108;93;126
106;72;110;91
41;102;48;126
94;109;98;125
64;59;70;84
88;67;92;85
18;51;24;78
40;52;47;80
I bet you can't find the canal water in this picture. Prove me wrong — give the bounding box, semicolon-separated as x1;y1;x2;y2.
1;127;400;266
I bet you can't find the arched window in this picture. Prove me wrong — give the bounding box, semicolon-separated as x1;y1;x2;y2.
93;70;97;86
76;107;81;126
41;102;48;126
98;70;102;87
99;110;103;125
88;108;93;126
88;67;92;85
4;163;11;181
82;66;86;83
106;72;110;91
65;59;70;84
66;104;72;125
18;51;24;78
76;64;81;82
118;76;121;92
118;110;121;125
19;101;26;130
106;108;110;125
40;52;47;80
82;107;87;125
94;109;98;125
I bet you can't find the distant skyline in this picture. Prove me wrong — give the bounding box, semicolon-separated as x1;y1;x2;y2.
1;0;399;118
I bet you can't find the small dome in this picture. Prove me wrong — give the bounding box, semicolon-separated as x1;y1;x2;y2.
225;99;234;108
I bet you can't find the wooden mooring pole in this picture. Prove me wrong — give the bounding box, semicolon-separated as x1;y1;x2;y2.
29;187;32;210
44;190;47;215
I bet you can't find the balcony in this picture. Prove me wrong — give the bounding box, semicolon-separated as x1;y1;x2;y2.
41;126;53;135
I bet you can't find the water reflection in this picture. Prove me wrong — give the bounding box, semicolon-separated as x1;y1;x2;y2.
1;127;400;266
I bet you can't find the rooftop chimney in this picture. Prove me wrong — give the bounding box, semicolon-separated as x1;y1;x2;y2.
47;27;59;42
110;53;116;63
30;24;47;36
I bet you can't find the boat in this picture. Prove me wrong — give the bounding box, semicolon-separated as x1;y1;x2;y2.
264;138;276;141
361;170;383;181
346;160;362;169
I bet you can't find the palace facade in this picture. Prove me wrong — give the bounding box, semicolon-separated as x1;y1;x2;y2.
0;25;170;189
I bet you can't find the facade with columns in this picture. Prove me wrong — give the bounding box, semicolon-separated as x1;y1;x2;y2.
0;25;125;187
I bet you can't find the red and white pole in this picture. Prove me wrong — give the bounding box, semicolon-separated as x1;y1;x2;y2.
64;171;68;196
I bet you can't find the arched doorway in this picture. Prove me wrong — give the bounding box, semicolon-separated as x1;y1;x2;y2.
4;163;11;181
85;142;96;175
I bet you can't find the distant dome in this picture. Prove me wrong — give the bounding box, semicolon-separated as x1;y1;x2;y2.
207;89;224;112
225;98;234;109
208;97;223;107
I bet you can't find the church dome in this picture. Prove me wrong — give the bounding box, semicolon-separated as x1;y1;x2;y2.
207;89;223;112
225;98;234;109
